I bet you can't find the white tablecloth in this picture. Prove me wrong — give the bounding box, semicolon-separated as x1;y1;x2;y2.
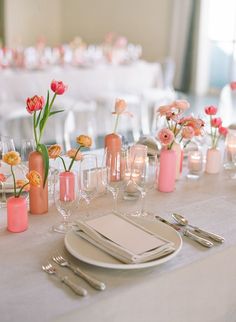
0;165;236;322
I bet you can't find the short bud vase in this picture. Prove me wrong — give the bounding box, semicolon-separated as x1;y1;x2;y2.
7;196;28;233
205;148;221;174
59;171;75;201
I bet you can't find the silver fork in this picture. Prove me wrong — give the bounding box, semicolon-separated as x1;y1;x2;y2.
42;263;87;296
52;254;106;291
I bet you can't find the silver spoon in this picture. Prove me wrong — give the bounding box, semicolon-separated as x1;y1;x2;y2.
172;213;224;243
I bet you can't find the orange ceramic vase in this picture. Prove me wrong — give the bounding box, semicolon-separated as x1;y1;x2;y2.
105;133;122;181
29;151;48;214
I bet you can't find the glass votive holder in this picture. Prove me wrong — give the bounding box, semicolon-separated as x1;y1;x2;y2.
223;129;236;170
187;150;203;179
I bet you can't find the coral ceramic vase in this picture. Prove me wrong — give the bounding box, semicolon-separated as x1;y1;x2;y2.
59;171;75;201
158;149;176;192
171;141;183;180
205;148;221;174
29;151;48;214
7;196;28;232
105;133;122;181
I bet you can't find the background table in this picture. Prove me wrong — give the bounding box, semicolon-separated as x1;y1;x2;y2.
0;166;236;322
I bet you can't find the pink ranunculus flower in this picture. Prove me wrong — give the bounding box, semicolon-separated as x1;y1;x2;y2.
171;99;190;111
219;126;228;136
26;95;44;114
157;104;172;116
181;126;195;139
51;80;68;95
204;105;218;115
157;128;174;146
230;81;236;90
211;117;222;128
0;173;7;182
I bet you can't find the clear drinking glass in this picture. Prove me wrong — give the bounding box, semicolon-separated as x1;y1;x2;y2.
20;139;35;167
53;171;78;233
79;154;98;213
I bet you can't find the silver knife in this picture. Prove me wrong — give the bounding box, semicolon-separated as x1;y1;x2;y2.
155;215;214;248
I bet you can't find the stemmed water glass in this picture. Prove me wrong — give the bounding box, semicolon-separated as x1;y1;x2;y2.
20;139;35;168
53;171;79;233
79;154;98;213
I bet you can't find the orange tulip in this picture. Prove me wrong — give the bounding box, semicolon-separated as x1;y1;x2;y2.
3;151;21;166
76;135;92;148
48;144;62;159
26;171;41;187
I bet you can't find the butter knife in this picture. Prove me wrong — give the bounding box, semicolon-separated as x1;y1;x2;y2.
155;215;214;248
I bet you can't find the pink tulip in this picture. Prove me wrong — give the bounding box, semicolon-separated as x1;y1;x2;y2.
219;126;228;136
26;95;44;114
211;117;222;128
204;105;218;115
51;80;68;95
181;126;195;139
157;128;174;146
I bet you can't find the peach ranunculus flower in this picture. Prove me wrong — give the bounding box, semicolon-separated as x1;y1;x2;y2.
181;126;195;140
3;151;21;166
157;104;172;116
76;135;92;148
0;173;7;182
66;149;83;161
16;180;30;192
170;100;190;111
48;144;62;159
26;95;44;114
112;98;132;133
26;171;41;187
51;80;68;95
157;128;174;147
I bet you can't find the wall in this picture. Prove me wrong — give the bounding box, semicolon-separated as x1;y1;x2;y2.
61;0;173;61
3;0;173;61
4;0;61;47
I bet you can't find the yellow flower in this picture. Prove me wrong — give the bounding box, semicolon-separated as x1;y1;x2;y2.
26;171;41;187
66;149;83;161
3;151;21;166
76;135;92;148
16;180;30;192
48;144;62;159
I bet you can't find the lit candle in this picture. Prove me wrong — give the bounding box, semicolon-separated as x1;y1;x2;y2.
224;129;236;169
188;151;203;173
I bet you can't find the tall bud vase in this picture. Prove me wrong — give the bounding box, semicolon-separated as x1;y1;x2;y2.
158;149;176;192
171;141;183;180
29;151;48;214
104;133;122;180
205;148;221;174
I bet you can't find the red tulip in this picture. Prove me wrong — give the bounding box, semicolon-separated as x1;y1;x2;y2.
230;81;236;90
50;80;68;95
219;126;228;136
211;117;222;128
204;105;218;115
26;95;44;114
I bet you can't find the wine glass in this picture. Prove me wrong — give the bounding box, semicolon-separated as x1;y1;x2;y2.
102;150;123;214
79;154;98;213
20;139;35;167
0;136;16;178
53;171;78;233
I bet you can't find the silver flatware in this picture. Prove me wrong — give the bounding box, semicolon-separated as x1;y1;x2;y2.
155;215;214;248
172;213;224;243
52;254;106;291
42;263;87;296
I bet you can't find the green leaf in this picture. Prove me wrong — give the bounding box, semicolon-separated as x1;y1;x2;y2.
35;109;42;127
39;91;50;133
49;109;64;117
38;143;49;187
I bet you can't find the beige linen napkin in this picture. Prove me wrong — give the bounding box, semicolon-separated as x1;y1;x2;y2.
74;213;175;264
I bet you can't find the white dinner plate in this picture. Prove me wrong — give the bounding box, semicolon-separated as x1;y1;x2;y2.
64;217;182;270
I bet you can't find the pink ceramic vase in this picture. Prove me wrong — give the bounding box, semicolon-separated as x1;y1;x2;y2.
59;171;75;201
158;149;176;192
205;148;221;174
171;141;183;180
28;151;48;214
7;196;28;233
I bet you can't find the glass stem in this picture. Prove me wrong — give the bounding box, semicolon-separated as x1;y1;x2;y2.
140;190;146;215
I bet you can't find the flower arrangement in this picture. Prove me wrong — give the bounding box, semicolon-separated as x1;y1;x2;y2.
204;105;228;148
156;100;204;149
112;98;132;133
2;151;41;197
26;79;67;185
47;135;92;171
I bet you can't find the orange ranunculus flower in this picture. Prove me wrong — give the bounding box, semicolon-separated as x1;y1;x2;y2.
26;171;41;187
76;135;92;148
3;151;21;166
26;95;44;114
16;180;30;192
66;149;83;161
48;144;62;159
